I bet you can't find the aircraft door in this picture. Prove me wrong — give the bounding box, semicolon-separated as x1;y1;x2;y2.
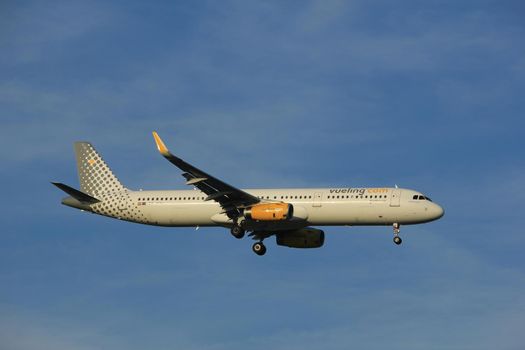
390;189;401;207
118;192;133;211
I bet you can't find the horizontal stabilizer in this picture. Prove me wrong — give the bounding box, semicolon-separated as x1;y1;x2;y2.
51;182;101;204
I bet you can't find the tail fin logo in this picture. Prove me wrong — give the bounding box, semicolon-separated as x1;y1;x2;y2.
74;142;125;196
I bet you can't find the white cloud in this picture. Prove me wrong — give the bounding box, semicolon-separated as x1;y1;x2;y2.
0;307;117;350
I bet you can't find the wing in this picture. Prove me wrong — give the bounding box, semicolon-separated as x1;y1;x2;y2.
152;132;260;218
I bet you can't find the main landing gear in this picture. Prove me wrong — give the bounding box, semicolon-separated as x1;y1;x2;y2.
252;241;267;256
393;223;402;245
230;221;267;256
230;220;245;239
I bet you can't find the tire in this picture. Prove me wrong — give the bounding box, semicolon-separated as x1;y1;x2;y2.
252;242;266;256
231;225;245;239
393;236;402;245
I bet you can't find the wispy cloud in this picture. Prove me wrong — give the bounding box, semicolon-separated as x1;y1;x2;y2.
1;1;524;350
0;0;113;64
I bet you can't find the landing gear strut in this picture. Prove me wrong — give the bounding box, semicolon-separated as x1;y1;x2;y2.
252;241;266;256
393;223;402;245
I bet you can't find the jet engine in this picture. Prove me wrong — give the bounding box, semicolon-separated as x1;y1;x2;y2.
276;228;325;248
244;203;293;221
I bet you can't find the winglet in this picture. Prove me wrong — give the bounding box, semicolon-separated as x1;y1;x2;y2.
152;131;170;156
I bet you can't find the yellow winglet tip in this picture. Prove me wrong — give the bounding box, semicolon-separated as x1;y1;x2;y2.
152;131;169;155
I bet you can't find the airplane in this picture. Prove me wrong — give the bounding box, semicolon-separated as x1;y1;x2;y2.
52;132;444;256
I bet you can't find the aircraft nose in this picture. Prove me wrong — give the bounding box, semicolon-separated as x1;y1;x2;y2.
433;203;444;220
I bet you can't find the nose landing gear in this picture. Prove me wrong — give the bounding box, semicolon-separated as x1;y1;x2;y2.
393;223;402;245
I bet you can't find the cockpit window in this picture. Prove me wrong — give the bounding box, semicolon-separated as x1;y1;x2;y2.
413;194;432;201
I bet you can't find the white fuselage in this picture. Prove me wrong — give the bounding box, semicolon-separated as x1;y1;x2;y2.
76;187;444;229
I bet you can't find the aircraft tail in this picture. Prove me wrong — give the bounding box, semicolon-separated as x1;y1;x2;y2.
74;142;126;197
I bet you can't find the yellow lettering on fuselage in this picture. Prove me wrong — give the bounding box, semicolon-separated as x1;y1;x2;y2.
367;188;389;194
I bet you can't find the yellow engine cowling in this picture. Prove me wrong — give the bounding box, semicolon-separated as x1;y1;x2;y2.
244;203;293;221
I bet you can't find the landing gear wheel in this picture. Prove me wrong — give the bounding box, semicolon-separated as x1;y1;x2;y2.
392;223;402;245
230;225;245;239
252;242;267;256
393;236;402;245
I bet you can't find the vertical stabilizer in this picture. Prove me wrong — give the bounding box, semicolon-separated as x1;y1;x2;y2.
74;142;125;196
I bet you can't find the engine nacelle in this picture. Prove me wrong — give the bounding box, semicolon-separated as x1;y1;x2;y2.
276;228;325;248
244;203;293;221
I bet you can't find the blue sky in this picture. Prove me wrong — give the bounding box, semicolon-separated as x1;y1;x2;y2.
1;1;524;349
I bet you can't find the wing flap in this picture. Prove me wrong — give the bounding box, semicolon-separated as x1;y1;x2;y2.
186;177;208;185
